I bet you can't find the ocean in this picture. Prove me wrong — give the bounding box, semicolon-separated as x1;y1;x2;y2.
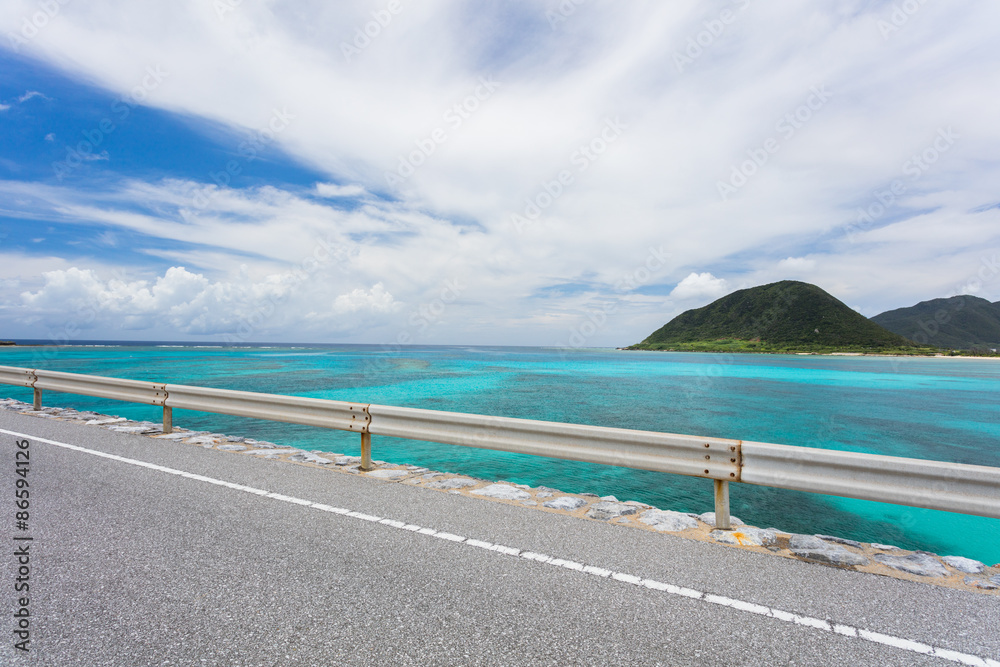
2;342;998;563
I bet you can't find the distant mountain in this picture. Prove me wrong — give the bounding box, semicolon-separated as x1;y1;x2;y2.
872;296;1000;350
630;280;922;353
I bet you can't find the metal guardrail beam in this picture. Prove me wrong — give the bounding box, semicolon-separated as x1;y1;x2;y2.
164;383;370;433
2;365;999;523
0;366;34;388
366;404;741;480
34;369;167;406
741;441;1000;519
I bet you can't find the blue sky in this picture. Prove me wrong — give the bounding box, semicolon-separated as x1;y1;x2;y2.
1;1;998;345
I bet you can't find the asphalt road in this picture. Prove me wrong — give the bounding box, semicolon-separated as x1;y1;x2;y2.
0;410;997;666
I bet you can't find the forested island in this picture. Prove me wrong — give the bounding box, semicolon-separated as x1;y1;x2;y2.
628;281;939;355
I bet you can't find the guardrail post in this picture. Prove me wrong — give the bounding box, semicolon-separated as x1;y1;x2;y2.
714;479;731;530
32;388;42;411
162;406;173;434
360;432;373;471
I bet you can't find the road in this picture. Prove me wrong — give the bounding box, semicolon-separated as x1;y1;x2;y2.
0;410;997;666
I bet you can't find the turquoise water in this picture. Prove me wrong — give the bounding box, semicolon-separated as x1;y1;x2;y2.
2;343;998;563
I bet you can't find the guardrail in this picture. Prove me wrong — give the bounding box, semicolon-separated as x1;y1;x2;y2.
3;365;999;529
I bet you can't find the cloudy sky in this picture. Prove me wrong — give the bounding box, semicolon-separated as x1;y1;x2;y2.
0;1;998;346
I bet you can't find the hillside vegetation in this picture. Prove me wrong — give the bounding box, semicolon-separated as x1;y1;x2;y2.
629;280;935;354
872;296;1000;350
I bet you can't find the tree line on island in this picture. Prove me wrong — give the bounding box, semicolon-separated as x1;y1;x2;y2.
628;280;1000;355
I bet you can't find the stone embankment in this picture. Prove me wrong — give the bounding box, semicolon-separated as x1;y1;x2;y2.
4;397;998;595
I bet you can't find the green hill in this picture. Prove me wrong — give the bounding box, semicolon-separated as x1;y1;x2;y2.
871;296;1000;350
629;280;929;353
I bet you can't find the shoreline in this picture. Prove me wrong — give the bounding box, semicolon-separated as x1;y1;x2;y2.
3;396;997;596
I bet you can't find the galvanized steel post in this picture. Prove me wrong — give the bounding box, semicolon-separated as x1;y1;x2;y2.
163;406;173;434
714;479;731;530
32;387;42;411
360;432;373;471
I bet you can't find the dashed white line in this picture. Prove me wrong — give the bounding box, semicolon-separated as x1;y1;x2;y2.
5;427;998;667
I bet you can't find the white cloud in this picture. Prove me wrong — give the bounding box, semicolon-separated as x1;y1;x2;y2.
0;90;51;112
315;182;367;199
17;91;48;103
332;283;398;315
776;257;816;273
15;265;404;339
80;151;109;162
669;272;730;301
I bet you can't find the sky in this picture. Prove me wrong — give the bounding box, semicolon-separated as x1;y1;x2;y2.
0;1;998;347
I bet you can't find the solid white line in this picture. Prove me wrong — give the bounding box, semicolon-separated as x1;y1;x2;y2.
4;426;997;667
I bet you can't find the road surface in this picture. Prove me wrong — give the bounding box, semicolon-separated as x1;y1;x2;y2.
1;410;997;666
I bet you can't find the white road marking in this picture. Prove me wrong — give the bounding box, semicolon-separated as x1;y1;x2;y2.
5;427;997;667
